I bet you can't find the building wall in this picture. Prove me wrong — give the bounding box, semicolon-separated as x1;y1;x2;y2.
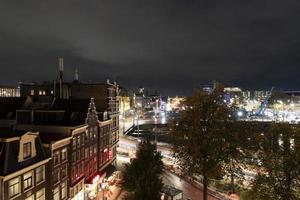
0;87;20;98
47;140;70;200
2;162;49;200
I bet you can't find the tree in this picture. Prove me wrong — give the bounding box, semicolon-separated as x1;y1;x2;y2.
122;141;163;200
248;123;300;200
171;85;233;200
222;121;250;194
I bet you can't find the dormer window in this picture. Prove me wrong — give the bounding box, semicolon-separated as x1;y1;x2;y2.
23;142;32;159
18;132;37;163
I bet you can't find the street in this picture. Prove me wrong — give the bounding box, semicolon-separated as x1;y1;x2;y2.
117;135;224;200
163;170;221;200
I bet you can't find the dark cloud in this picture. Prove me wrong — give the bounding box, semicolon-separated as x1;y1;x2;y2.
1;0;300;95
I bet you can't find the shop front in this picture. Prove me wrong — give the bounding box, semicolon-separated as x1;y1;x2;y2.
70;179;85;200
85;172;106;200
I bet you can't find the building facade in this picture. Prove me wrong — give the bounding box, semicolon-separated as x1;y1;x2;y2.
0;85;20;97
12;97;117;200
0;130;50;200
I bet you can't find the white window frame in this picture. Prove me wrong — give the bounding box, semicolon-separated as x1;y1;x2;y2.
23;170;34;192
8;176;21;199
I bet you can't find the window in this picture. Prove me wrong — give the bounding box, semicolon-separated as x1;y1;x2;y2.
53;169;60;184
72;139;76;149
77;150;80;161
36;188;45;200
93;127;97;138
89;146;93;157
61;148;67;161
25;195;34;200
23;171;33;190
23;142;32;159
72;152;76;163
77;136;81;146
94;145;97;155
61;164;68;178
85;129;89;140
71;167;75;181
30;89;34;95
81;148;84;159
85;148;88;159
53;151;60;166
61;181;67;199
35;165;45;184
53;187;60;200
8;177;20;198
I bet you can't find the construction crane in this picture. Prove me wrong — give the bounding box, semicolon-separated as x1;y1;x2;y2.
253;87;274;116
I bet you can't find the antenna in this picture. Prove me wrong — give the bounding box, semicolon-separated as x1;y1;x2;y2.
58;57;64;98
74;68;79;81
59;57;64;72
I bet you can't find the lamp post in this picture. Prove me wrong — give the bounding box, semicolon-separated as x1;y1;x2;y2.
155;99;159;145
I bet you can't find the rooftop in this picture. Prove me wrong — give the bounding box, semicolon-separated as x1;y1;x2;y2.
39;132;71;144
0;128;28;139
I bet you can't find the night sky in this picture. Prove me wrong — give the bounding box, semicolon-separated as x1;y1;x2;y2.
1;1;300;95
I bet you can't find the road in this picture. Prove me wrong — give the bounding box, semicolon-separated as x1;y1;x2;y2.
117;136;224;200
163;170;220;200
118;112;226;200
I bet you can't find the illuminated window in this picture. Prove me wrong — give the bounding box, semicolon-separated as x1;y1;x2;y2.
36;188;45;200
61;148;67;161
8;177;20;198
25;195;34;200
61;181;67;199
30;90;34;95
23;142;32;159
23;171;33;190
53;187;60;200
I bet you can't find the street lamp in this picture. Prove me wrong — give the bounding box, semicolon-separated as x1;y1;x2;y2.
155;99;159;145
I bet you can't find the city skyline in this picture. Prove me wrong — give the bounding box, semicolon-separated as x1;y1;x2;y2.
1;1;300;95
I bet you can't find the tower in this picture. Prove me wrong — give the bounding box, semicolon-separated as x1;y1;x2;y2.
74;68;79;83
58;57;64;98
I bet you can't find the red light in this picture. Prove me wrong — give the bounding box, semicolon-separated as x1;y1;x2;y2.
92;175;100;184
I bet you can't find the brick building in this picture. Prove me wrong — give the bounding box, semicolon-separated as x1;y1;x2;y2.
0;129;50;200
